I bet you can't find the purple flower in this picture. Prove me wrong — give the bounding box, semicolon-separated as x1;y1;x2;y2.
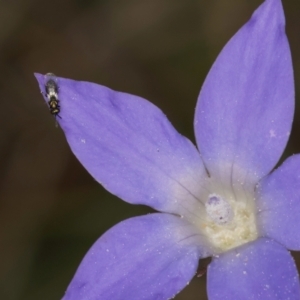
35;0;300;299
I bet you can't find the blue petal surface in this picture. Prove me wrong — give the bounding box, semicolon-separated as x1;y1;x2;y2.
207;238;300;300
35;74;207;217
62;213;208;300
256;154;300;250
194;0;294;185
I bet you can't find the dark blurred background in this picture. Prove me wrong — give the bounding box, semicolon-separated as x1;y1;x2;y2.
0;0;299;299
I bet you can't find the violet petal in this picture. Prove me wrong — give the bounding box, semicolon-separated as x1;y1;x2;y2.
62;213;208;300
194;0;294;185
207;238;300;299
257;154;300;250
35;74;207;216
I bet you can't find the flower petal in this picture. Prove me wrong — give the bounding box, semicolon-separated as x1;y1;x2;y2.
62;213;209;300
207;238;300;300
194;0;294;185
256;154;300;250
35;74;207;216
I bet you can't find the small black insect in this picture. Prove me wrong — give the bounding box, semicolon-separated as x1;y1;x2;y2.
45;73;61;119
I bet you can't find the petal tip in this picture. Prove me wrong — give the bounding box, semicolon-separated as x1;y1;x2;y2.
34;72;43;81
253;0;285;27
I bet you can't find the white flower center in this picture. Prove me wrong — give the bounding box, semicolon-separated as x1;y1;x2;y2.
189;178;259;254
